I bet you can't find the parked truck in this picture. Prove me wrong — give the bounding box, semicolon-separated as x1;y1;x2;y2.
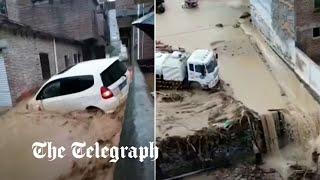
156;49;219;89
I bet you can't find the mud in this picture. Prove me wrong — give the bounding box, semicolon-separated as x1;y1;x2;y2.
0;100;126;180
156;82;235;139
157;0;286;115
156;81;263;178
156;0;320;179
186;165;282;180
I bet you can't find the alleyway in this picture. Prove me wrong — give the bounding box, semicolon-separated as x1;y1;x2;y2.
114;61;154;180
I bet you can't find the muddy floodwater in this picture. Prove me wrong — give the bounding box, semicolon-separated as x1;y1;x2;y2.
157;0;286;114
0;100;126;180
157;0;320;179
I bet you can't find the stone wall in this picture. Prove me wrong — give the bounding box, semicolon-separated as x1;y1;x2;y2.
1;30;82;103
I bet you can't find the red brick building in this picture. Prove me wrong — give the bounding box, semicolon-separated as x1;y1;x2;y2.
295;0;320;64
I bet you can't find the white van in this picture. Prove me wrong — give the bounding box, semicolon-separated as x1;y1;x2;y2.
28;57;130;113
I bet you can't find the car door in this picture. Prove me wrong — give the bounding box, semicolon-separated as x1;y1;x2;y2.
58;76;95;111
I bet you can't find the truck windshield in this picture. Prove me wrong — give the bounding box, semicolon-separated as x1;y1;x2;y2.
206;60;217;73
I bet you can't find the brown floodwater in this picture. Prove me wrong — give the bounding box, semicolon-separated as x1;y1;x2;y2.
157;0;320;179
157;0;286;114
0;100;126;180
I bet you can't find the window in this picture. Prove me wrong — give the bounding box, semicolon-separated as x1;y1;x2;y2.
0;0;7;15
64;55;70;68
316;0;320;9
313;27;320;38
36;80;61;100
206;60;217;73
195;64;205;73
73;54;77;64
100;60;127;87
39;53;51;80
36;75;94;100
78;54;81;62
189;64;194;71
60;75;94;95
32;0;53;5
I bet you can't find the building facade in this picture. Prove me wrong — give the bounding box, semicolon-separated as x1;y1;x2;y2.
116;0;154;62
0;0;106;107
295;0;320;64
250;0;320;99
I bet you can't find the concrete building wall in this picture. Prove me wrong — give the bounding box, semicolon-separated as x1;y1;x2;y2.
5;0;20;22
0;30;82;103
251;0;295;65
295;0;320;64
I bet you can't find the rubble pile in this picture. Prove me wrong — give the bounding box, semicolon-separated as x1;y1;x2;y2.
156;85;262;178
186;165;282;180
156;41;186;53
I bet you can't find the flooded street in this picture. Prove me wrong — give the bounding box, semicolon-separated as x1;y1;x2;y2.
157;0;320;179
0;61;154;180
0;100;125;180
157;0;286;114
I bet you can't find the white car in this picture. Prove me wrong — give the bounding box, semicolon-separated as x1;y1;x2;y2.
28;57;130;113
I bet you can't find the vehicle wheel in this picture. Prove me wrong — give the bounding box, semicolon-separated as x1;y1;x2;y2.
189;82;202;89
86;106;104;115
156;5;165;14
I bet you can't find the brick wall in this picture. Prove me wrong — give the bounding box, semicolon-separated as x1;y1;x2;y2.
295;0;320;64
140;32;153;60
1;30;82;103
6;0;104;41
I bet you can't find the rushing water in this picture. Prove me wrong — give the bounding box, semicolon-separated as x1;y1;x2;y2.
157;0;320;179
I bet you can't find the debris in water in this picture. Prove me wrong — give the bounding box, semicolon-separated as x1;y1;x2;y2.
233;22;240;28
240;12;251;19
216;23;224;28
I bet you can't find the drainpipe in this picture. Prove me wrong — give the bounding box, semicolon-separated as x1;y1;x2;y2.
137;4;140;60
141;3;145;60
53;38;58;73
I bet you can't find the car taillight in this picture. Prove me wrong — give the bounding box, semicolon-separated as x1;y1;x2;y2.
100;87;113;99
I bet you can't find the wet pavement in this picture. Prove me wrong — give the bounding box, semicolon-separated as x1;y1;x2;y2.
114;61;154;180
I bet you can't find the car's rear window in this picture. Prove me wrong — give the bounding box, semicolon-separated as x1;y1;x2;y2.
100;60;127;87
36;75;94;100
